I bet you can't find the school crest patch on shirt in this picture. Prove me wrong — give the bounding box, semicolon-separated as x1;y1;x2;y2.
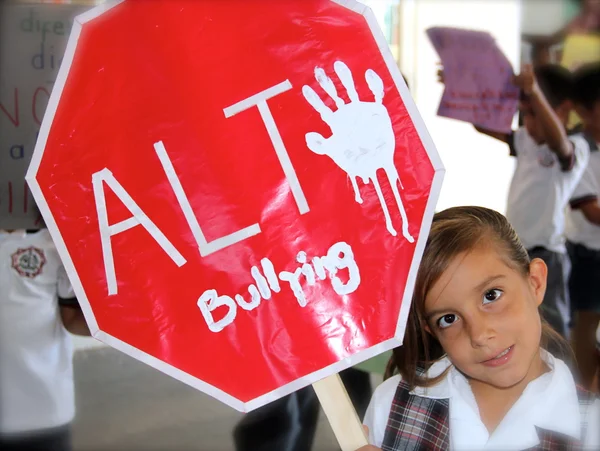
11;247;47;278
537;148;556;168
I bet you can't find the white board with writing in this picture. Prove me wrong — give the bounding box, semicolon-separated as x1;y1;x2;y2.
0;1;88;228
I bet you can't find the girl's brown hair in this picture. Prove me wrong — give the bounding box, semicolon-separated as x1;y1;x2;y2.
385;206;571;388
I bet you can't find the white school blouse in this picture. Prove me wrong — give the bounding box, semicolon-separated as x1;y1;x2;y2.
364;351;600;450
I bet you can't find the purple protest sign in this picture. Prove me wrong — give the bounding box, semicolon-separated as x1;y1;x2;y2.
428;27;519;134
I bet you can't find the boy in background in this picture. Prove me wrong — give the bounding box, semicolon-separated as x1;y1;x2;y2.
565;63;600;389
439;64;589;338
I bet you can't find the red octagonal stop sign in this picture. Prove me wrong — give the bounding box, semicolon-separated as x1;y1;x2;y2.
27;0;443;411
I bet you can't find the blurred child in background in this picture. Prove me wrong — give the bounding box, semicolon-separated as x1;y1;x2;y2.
565;63;600;391
439;64;589;339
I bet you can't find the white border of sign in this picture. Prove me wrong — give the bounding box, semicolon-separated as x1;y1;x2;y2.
26;0;444;412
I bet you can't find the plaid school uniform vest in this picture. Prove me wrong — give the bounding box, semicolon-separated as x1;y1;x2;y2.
382;379;596;451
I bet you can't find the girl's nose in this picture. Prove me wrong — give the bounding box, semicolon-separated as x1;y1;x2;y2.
467;317;495;348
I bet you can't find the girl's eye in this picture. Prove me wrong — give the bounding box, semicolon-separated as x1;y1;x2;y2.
483;289;503;305
437;314;458;329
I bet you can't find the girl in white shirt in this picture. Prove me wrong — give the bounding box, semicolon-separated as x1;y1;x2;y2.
357;206;599;451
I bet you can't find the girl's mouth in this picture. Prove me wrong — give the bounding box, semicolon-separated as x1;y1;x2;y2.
482;345;514;367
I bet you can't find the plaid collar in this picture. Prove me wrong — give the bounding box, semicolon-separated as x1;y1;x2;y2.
409;357;452;399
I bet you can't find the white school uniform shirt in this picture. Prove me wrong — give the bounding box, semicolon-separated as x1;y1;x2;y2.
506;128;590;253
364;351;600;450
565;134;600;250
0;229;76;433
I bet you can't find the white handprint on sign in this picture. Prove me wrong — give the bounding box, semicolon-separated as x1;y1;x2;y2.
302;61;414;242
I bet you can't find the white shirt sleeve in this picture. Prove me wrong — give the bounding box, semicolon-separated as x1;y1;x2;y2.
570;163;599;205
57;264;75;299
584;398;600;449
569;135;591;178
363;374;401;447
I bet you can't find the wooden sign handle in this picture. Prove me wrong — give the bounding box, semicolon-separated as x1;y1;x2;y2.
312;373;369;451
